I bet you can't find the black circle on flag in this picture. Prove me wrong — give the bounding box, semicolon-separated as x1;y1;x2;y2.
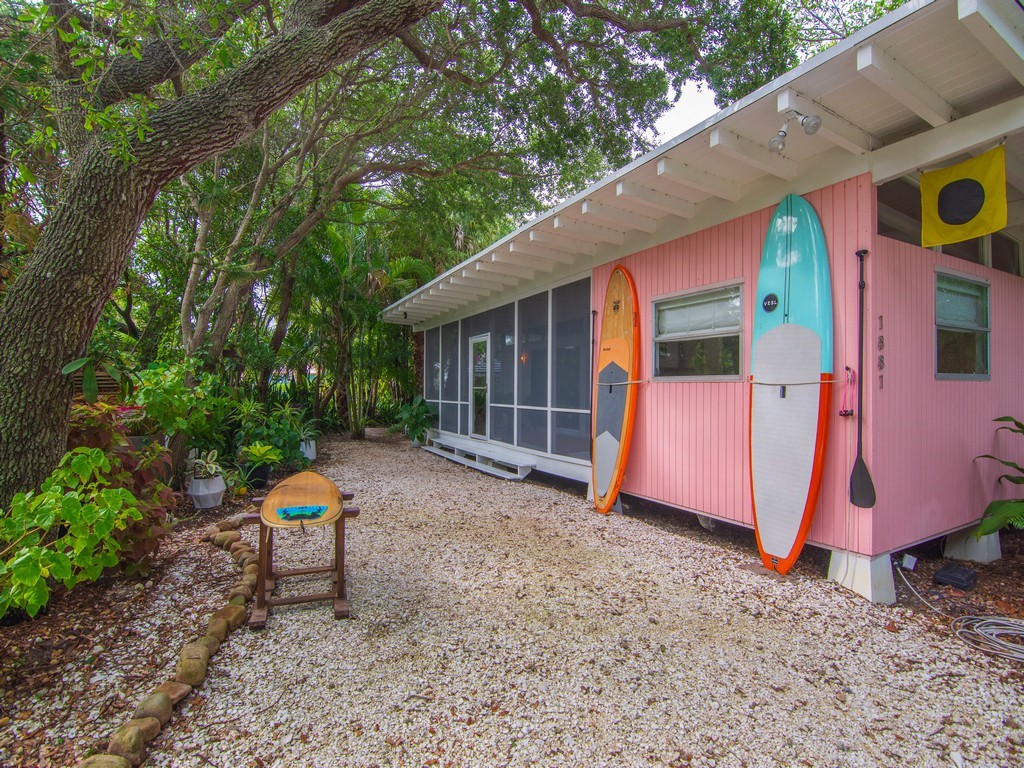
937;178;985;225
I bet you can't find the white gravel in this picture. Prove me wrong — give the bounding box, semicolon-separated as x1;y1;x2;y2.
10;432;1022;767
145;434;1022;768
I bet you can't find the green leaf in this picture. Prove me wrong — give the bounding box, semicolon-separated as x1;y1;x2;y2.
61;357;90;375
976;499;1024;537
83;365;98;403
975;454;1024;477
47;551;73;582
993;416;1024;434
10;550;41;587
101;363;122;383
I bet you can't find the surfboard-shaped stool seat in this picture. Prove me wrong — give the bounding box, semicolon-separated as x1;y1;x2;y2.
750;194;833;574
248;471;360;629
592;265;641;513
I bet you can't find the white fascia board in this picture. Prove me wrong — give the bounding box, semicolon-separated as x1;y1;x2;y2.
871;94;1024;183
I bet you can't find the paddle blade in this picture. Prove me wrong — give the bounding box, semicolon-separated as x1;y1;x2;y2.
850;456;876;508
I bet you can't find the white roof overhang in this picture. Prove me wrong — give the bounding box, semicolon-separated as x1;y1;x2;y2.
383;0;1024;327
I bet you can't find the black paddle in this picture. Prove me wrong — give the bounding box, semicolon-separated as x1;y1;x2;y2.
850;249;877;508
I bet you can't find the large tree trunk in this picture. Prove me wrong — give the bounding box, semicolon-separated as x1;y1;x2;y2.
0;0;441;506
0;150;157;500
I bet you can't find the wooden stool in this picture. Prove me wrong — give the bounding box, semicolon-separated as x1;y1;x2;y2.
248;471;360;630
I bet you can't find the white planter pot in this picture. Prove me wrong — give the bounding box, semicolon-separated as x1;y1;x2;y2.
187;475;227;509
300;439;317;461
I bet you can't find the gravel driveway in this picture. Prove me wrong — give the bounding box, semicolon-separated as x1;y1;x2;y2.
130;432;1019;768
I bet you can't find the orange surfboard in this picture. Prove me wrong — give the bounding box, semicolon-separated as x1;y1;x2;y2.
592;266;640;513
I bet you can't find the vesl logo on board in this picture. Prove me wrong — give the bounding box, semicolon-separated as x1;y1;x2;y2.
762;293;779;313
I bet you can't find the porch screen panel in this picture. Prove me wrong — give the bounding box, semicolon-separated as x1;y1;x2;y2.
552;279;591;410
491;303;515;405
459;404;469;436
440;322;460;401
553;411;590;459
517;292;548;407
518;409;547;452
440;402;459;432
424;327;440;401
490;405;514;445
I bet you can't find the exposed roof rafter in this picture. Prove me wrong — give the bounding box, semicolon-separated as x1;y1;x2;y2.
856;44;957;126
435;281;489;298
459;268;520;287
776;89;875;154
491;250;557;272
958;0;1024;85
529;229;596;255
507;240;575;263
581;199;658;233
475;257;537;279
709;127;800;179
552;215;625;244
655;157;741;201
615;181;697;218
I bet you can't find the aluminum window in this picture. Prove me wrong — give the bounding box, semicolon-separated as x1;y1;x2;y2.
936;272;989;378
654;284;742;378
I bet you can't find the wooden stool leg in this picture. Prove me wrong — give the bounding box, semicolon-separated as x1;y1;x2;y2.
248;522;270;630
265;525;276;592
333;516;349;619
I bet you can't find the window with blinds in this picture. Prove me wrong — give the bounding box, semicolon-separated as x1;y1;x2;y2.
936;272;989;378
653;284;742;378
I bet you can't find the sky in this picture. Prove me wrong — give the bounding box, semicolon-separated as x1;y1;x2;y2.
654;79;720;143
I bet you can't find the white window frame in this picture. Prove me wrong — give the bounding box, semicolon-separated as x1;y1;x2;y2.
652;281;743;381
935;269;990;381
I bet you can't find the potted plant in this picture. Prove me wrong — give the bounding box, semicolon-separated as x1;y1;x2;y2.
297;418;321;462
395;396;437;446
239;442;284;489
187;450;227;509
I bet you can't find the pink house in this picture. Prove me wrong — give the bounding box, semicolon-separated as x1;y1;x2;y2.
384;0;1024;602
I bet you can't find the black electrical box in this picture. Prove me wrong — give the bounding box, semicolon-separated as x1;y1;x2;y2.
934;564;977;591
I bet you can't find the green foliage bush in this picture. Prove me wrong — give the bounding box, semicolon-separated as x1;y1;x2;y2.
975;416;1024;537
393;396;437;444
0;448;143;619
67;401;176;576
234;399;308;469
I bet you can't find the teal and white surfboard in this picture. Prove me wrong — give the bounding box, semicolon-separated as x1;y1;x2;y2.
750;194;833;574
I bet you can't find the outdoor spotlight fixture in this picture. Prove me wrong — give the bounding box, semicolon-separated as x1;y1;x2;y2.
768;122;789;153
768;110;822;153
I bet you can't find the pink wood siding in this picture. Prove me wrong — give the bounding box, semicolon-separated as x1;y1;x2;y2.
870;237;1024;553
593;175;878;554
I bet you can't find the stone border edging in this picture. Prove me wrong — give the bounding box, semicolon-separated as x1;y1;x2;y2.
76;509;259;768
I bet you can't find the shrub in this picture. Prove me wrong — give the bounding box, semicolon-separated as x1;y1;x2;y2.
975;416;1024;536
68;401;175;576
0;448;144;619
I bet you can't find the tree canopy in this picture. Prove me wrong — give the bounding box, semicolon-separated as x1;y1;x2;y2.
0;0;812;505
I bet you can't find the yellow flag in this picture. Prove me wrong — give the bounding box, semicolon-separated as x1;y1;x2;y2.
921;145;1007;247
